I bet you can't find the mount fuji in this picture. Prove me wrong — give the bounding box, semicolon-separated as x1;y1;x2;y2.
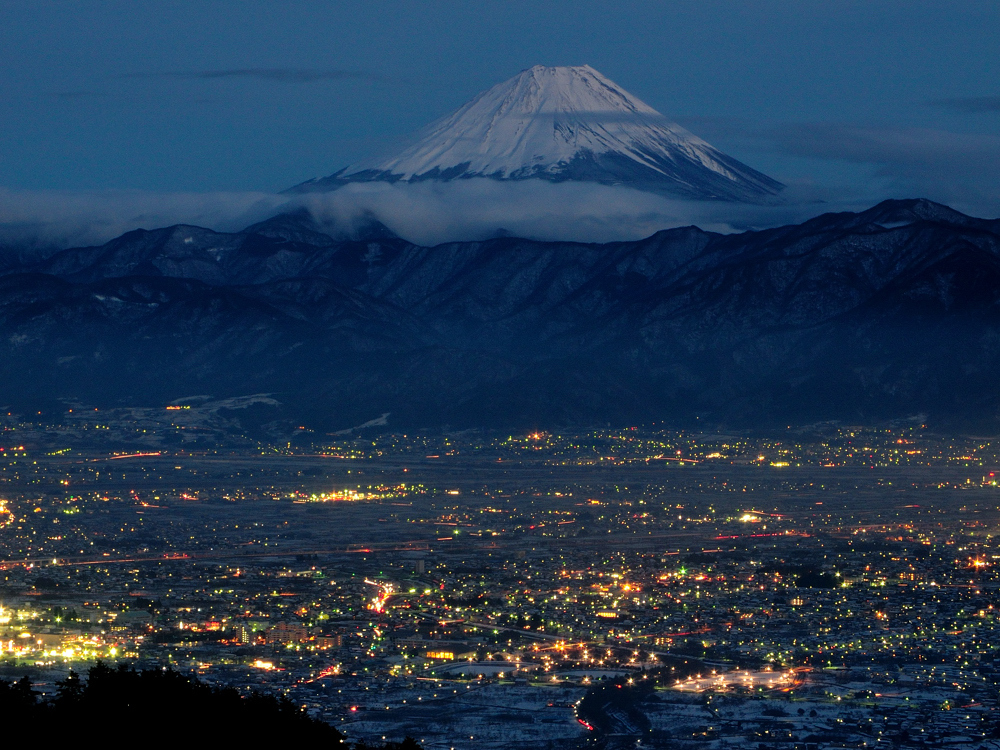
291;65;783;202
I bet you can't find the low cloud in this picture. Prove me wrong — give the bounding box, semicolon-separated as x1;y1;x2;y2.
292;180;847;246
118;68;379;83
0;180;866;255
0;188;284;253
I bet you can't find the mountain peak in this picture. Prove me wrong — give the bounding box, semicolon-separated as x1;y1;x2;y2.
857;198;984;228
290;66;783;202
470;64;654;118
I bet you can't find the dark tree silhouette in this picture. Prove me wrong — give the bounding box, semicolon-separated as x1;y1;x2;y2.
0;663;343;743
0;664;422;748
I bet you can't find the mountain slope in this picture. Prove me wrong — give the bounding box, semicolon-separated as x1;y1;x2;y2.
292;65;783;201
2;199;1000;430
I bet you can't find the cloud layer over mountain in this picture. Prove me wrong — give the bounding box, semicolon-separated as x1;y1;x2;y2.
0;188;285;252
0;180;871;253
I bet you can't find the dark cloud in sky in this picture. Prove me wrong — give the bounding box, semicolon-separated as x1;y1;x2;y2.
50;90;103;99
765;123;1000;166
679;117;1000;218
117;68;380;83
683;117;1000;166
929;96;1000;113
764;123;1000;215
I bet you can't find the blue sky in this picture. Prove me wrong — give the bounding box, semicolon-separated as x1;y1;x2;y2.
1;1;999;223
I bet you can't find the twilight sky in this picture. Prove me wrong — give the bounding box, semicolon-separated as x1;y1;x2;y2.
1;0;999;237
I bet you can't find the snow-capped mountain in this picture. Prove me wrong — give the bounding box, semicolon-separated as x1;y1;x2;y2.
291;65;783;201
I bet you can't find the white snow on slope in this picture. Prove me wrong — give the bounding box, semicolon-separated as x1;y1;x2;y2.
308;65;781;202
352;65;735;179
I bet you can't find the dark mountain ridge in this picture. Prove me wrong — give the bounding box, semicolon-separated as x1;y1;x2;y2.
2;198;999;431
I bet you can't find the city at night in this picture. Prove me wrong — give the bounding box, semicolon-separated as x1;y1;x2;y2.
2;2;1000;747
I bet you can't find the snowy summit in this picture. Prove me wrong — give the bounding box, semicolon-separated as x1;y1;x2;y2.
292;65;782;201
